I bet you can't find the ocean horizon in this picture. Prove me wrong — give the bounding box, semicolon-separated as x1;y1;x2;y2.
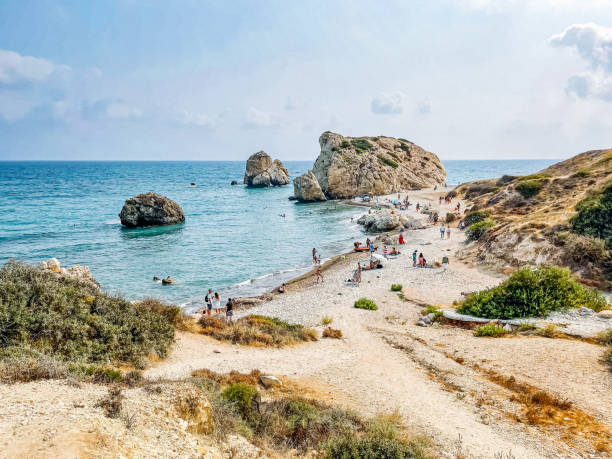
0;159;556;311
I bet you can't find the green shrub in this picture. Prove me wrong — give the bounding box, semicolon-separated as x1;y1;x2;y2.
222;383;258;415
351;138;373;151
515;179;544;198
423;305;443;322
391;284;403;292
341;140;351;148
325;433;430;459
517;173;551;181
571;170;591;178
497;175;518;185
466;218;495;241
354;298;378;310
474;324;508;337
445;213;456;223
603;348;612;372
465;183;499;198
0;260;175;365
458;266;608;319
518;322;537;332
570;183;612;247
377;154;399;168
399;143;411;153
464;211;490;227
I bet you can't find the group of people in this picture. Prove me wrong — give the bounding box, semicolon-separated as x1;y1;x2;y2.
439;223;452;238
203;289;234;322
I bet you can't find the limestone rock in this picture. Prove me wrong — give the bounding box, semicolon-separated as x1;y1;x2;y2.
38;258;99;288
293;170;326;202
357;209;409;232
119;193;185;228
243;151;289;187
308;132;445;199
259;375;282;388
598;310;612;319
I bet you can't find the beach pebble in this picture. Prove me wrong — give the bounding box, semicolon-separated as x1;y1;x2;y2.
260;376;282;389
598;310;612;319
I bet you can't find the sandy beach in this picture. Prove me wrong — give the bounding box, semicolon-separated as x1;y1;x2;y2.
143;187;612;458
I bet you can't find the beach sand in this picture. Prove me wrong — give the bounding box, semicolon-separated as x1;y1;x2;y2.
144;187;612;458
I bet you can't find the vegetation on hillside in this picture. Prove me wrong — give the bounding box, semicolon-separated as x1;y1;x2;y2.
351;138;373;151
463;211;490;227
198;315;317;346
515;179;544;198
0;260;175;367
466;218;496;241
354;298;378;310
570;183;612;248
458;267;607;319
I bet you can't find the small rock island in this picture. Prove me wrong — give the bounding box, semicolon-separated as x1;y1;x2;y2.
243;151;290;187
293;132;446;202
119;192;185;227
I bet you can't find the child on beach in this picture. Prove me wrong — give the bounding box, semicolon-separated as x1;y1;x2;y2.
399;233;405;245
418;253;424;267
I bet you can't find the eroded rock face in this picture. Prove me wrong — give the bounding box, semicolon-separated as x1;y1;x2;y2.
357;209;411;232
243;151;289;187
38;258;99;288
119;193;185;227
298;132;446;200
293;170;326;202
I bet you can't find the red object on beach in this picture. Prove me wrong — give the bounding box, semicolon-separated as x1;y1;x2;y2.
399;234;405;245
354;246;378;252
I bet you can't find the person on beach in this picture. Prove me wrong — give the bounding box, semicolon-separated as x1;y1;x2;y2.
383;245;388;258
369;241;375;253
412;249;417;267
204;289;213;316
440;224;445;238
399;233;405;245
418;253;424;267
416;203;420;212
315;265;323;284
366;237;371;248
447;226;451;238
390;247;399;256
225;298;234;323
278;283;286;293
442;255;449;271
312;248;317;264
459;220;465;230
213;292;221;314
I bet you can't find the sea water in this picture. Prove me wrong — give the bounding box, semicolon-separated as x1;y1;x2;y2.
0;159;555;311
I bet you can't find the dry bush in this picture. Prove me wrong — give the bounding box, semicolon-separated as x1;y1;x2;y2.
136;297;197;332
96;386;123;418
191;368;262;387
322;327;343;339
321;315;333;325
198;315;317;347
0;354;68;383
596;329;612;346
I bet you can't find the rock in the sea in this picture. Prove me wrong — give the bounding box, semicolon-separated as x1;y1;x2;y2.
293;170;326;202
294;132;446;201
243;151;289;187
119;192;185;228
259;375;282;388
357;209;410;232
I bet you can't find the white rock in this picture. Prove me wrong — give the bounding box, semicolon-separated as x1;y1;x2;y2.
260;375;282;388
580;307;594;316
598;310;612;319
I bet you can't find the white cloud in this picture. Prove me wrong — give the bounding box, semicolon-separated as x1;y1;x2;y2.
551;23;612;102
175;109;215;129
243;107;280;127
550;23;612;72
417;99;432;115
0;49;69;85
81;99;142;120
371;92;406;115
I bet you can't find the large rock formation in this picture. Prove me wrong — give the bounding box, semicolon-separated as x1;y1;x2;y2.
293;132;446;201
38;258;99;288
243;151;289;187
293;170;326;202
119;192;185;227
357;209;422;232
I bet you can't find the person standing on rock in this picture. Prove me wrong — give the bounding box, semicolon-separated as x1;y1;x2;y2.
213;292;222;315
204;289;213;316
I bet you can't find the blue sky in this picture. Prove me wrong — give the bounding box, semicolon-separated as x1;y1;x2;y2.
0;0;611;160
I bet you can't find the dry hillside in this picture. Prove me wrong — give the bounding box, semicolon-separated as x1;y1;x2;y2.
455;149;612;287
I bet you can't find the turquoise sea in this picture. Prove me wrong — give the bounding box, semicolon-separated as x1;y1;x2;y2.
0;159;555;311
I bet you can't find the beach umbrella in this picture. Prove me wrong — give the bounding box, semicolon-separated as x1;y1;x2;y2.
372;253;387;263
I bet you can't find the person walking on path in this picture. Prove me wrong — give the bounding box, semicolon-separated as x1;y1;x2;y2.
440;224;446;239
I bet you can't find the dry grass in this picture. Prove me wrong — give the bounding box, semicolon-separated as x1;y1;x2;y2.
321;315;333;326
136;298;199;332
595;329;612;346
322;327;343;339
0;354;68;383
199;315;317;347
191;368;262;387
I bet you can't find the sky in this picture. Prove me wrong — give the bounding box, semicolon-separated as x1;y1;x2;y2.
0;0;611;161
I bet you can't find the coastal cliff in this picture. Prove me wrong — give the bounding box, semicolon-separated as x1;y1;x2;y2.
456;149;612;287
293;132;446;202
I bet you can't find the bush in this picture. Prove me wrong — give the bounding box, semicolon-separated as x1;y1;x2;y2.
322;327;342;339
466;218;496;241
199;314;317;346
377;154;399;168
0;260;175;365
321;315;333;325
341;140;351;148
465;182;499;198
603;348;612;372
474;324;508;337
391;284;403;292
518;322;537;332
458;266;608;319
571;170;591;178
497;175;518;185
570;183;612;247
517;173;551;181
96;386;123;418
596;329;612;346
354;298;378;310
463;211;490;227
135;298;194;331
515;179;544;198
351;138;373;151
445;213;457;223
222;383;258;415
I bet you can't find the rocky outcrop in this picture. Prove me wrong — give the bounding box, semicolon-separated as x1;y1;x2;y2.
356;209;422;232
243;151;289;187
293;132;446;201
38;258;99;288
293;170;327;202
119;193;185;228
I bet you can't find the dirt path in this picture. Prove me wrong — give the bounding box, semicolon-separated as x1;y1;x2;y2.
145;188;612;458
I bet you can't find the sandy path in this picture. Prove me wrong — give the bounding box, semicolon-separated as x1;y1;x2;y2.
145;188;610;458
